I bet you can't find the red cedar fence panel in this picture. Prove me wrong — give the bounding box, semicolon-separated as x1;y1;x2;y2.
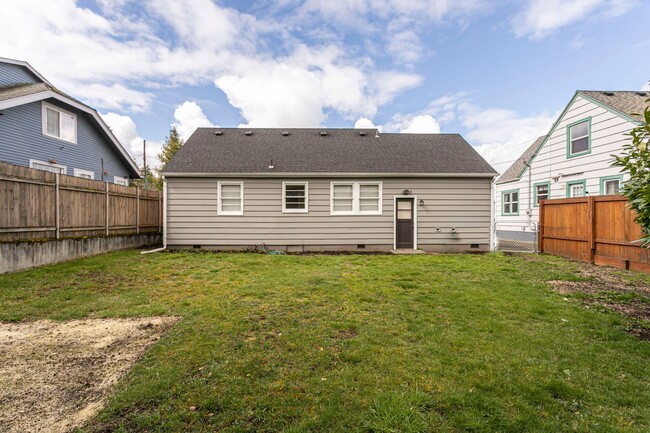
539;196;650;272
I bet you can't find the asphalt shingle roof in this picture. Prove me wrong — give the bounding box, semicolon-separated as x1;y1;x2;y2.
579;90;650;118
162;128;497;176
0;82;50;102
496;135;546;184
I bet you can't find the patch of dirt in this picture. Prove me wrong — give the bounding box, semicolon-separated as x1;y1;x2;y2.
334;328;359;340
0;316;179;433
547;264;650;339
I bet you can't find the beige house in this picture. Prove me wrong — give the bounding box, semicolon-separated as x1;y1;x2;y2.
162;128;497;252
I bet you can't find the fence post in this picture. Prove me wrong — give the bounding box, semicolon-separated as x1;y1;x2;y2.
55;173;60;240
136;188;140;234
159;192;162;233
587;196;596;264
538;199;545;253
105;182;110;236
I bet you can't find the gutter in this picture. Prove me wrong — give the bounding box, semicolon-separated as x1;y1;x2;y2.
161;172;498;178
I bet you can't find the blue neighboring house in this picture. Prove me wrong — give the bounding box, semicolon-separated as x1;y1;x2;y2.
0;57;140;184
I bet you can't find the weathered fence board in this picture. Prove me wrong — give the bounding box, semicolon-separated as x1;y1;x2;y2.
0;161;161;242
539;196;650;272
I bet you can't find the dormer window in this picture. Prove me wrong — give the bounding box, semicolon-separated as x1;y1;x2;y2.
42;102;76;144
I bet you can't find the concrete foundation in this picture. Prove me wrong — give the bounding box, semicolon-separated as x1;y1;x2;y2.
1;233;161;273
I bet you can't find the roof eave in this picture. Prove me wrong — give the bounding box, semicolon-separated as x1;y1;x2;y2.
161;171;498;178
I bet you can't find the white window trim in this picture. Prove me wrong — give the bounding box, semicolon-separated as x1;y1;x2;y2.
73;168;95;179
393;195;418;250
113;176;129;186
29;158;67;174
42;101;77;144
330;182;382;215
218;181;244;216
603;179;620;195
282;182;309;213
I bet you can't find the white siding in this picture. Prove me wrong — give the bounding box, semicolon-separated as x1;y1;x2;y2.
495;94;634;231
166;177;493;252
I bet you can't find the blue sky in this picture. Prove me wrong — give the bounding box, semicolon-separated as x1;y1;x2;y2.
1;0;648;172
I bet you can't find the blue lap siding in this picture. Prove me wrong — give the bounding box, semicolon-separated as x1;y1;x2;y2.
0;100;132;181
0;62;41;86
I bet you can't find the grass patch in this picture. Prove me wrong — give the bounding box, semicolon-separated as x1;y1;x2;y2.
1;251;649;432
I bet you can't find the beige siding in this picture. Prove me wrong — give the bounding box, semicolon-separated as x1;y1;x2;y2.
166;177;492;251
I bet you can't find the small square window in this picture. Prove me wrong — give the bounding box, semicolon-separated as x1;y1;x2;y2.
29;159;66;175
113;176;129;186
534;182;550;206
74;168;94;180
566;181;586;198
603;179;620;195
502;191;519;216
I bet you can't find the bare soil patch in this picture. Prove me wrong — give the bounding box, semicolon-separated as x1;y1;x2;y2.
547;263;650;339
0;316;179;433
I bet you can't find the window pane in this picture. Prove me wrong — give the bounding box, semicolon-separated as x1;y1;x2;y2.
536;185;548;203
605;180;620;195
221;198;241;211
285;184;305;197
503;193;510;204
333;199;353;212
60;114;75;142
504;203;511;214
571;185;584;197
46;108;60;137
397;200;412;210
333;184;353;198
398;209;411;219
512;202;518;213
221;184;241;198
359;198;379;212
571;136;589;154
285;198;305;209
511;192;518;202
359;184;379;198
570;121;588;139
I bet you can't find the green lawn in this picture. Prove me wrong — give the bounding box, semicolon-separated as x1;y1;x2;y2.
1;251;649;432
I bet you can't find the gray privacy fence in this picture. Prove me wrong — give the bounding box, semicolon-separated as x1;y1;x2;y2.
0;161;161;242
495;223;538;253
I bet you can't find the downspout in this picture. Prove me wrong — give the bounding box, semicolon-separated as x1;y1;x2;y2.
490;175;497;251
141;176;167;254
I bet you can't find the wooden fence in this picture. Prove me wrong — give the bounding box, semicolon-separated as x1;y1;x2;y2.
539;195;650;272
0;161;161;242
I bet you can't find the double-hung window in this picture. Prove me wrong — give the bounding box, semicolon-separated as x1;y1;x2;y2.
567;119;590;157
283;182;308;213
331;182;381;215
502;190;519;215
600;176;622;195
534;182;550;206
29;159;66;175
218;182;244;215
42;102;76;143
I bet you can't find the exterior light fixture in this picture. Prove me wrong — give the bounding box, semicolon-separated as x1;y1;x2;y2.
419;199;424;206
402;189;412;195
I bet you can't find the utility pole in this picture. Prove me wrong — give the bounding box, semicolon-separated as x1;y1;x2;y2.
143;139;147;190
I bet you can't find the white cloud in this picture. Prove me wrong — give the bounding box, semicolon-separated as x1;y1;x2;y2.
101;112;162;168
216;45;421;127
354;117;377;128
72;83;153;113
512;0;635;39
462;105;557;171
400;115;442;133
172;101;217;141
642;81;650;91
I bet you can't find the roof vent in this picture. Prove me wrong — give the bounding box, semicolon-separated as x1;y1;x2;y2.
282;131;290;136
245;131;252;136
214;130;223;135
359;131;367;136
603;91;615;96
320;131;328;136
636;91;648;97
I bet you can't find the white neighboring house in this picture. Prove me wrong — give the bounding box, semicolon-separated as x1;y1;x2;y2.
494;90;649;245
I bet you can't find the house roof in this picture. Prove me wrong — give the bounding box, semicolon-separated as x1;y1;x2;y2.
162;128;497;177
579;90;650;119
0;58;141;178
496;135;546;184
